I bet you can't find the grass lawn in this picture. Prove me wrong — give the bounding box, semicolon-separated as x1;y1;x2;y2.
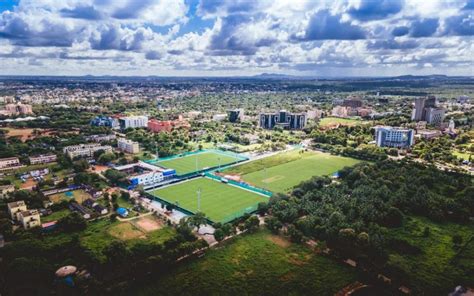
386;216;474;294
225;150;360;193
136;230;357;296
318;117;366;128
149;177;269;223
48;189;92;204
116;195;134;209
80;218;175;260
108;222;146;240
155;151;243;175
0;127;51;141
453;150;471;161
41;208;70;223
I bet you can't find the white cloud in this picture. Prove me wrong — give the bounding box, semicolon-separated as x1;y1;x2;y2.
0;0;472;75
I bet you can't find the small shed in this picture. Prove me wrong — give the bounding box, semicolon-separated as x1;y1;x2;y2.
116;207;129;218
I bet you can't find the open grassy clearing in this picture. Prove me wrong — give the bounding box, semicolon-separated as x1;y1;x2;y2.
79;217;175;260
225;150;360;193
0;127;52;141
149;177;269;223
41;208;70;223
318;117;366;128
386;216;474;294
136;230;357;296
155;151;243;175
453;150;472;161
48;189;91;204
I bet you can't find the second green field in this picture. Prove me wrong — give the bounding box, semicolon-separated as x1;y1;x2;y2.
225;150;361;193
155;151;242;175
148;177;269;223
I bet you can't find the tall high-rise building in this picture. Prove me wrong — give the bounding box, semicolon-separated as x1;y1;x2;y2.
259;110;307;130
411;96;444;125
343;97;363;108
424;107;445;126
375;126;414;148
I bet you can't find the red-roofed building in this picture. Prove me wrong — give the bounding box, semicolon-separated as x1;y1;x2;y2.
148;119;173;133
148;117;190;133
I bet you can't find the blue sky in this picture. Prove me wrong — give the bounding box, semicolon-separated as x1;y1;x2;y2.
0;0;472;76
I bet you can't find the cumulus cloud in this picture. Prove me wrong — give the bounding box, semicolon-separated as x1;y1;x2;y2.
60;5;103;20
409;18;439;37
145;50;162;60
443;13;474;36
0;12;79;47
207;14;278;56
297;10;366;41
463;0;474;10
367;39;419;50
392;26;409;36
89;25;152;51
0;0;472;76
348;0;404;21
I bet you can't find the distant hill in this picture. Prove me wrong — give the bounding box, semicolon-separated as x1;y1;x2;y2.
392;74;449;80
251;73;300;79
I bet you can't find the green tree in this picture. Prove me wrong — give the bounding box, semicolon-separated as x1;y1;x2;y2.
58;212;87;233
73;159;90;173
265;216;282;234
104;169;129;186
98;152;116;164
188;212;207;231
214;228;225;242
240;216;260;233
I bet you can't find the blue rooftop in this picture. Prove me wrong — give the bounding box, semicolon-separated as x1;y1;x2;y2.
116;207;128;217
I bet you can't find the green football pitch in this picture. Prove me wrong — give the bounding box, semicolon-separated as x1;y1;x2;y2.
148;177;269;223
225;150;360;193
155;151;243;175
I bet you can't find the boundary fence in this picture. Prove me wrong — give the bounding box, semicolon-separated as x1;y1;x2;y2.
145;149;249;178
145;174;272;224
204;172;272;197
146;148;248;163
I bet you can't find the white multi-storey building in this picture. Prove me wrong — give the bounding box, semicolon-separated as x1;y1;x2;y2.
119;115;148;129
85;134;117;143
114;161;176;189
375;126;414;148
19;209;41;229
8;200;27;220
0;157;23;171
29;154;57;165
117;138;140;154
63;144;113;159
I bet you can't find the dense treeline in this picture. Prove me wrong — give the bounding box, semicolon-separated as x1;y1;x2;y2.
0;217;207;295
270;161;472;234
311;126;389;161
267;160;473;292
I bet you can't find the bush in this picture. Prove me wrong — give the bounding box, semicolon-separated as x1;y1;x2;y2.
58;212;87;233
214;229;225;241
452;235;463;245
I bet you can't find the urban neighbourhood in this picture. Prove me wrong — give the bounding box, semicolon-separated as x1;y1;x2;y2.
0;1;473;296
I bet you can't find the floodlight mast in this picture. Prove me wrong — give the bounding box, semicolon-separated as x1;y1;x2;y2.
264;167;267;190
197;187;201;211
